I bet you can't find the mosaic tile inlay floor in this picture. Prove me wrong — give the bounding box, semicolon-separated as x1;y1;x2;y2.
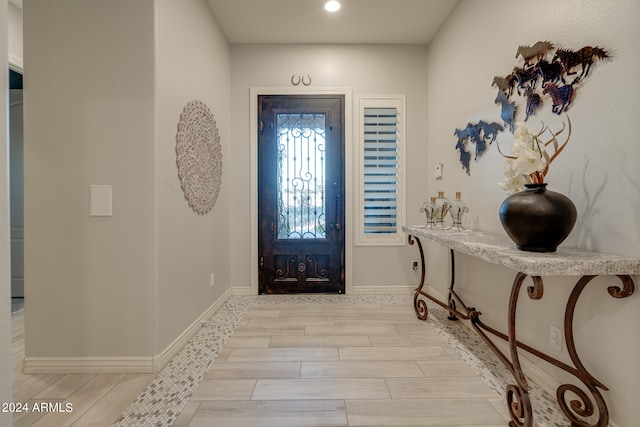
113;294;568;426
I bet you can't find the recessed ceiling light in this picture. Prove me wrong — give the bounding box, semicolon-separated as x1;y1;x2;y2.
324;1;341;12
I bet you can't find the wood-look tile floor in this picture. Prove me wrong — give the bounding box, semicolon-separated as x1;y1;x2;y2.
12;296;568;426
10;309;155;427
172;301;508;427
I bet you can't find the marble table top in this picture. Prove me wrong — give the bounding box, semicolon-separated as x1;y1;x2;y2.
403;225;640;276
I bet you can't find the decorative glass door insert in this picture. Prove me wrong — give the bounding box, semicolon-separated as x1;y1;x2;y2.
276;113;326;239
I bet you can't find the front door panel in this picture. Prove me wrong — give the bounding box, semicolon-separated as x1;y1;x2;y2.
258;95;345;294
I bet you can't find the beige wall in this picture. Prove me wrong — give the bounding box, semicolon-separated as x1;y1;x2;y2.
23;0;157;358
22;0;232;366
425;1;640;425
1;1;14;423
155;0;231;352
24;0;230;364
229;44;429;293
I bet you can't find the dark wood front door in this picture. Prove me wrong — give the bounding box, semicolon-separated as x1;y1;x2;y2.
258;95;345;294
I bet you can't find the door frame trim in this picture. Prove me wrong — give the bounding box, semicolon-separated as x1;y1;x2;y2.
250;87;353;295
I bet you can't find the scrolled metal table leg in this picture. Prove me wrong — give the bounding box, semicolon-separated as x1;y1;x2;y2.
555;274;635;427
505;272;541;427
408;235;428;320
409;235;472;321
447;249;459;320
413;290;429;320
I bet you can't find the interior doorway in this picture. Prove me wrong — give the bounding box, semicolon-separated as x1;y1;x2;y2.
257;95;345;294
9;69;24;309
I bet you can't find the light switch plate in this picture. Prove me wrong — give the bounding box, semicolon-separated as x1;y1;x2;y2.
90;185;113;216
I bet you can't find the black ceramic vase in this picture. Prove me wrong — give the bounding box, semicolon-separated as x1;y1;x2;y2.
499;183;577;252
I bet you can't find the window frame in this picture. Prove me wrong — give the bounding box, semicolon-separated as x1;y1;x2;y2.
355;95;406;246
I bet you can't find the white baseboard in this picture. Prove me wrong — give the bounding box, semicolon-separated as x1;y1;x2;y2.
231;286;252;296
23;356;156;374
23;288;233;375
348;285;414;295
153;287;233;371
424;286;445;301
231;285;414;296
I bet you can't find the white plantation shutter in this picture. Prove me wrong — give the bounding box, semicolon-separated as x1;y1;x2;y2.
363;108;398;234
358;97;405;245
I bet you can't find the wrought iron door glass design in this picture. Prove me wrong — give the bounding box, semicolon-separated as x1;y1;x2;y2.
276;113;327;239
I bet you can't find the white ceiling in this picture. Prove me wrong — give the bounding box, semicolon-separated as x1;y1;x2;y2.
206;0;459;44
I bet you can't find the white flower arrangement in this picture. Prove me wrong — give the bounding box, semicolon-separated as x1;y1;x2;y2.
498;117;572;194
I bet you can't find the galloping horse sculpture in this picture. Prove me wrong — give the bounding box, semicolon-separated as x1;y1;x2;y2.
478;120;504;144
516;41;554;66
512;66;539;96
536;59;564;87
524;87;542;121
492;74;516;98
553;46;609;82
455;139;472;176
495;91;517;132
454;121;504;175
543;83;574;114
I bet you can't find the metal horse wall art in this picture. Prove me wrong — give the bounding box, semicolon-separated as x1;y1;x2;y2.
515;41;555;66
543;82;574;114
512;66;540;96
553;46;609;82
494;91;516;133
455;40;610;175
492;75;515;97
536;59;564;87
524;87;542;121
492;41;610;121
454;121;504;175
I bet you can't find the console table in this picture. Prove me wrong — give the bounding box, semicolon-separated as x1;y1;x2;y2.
403;225;639;427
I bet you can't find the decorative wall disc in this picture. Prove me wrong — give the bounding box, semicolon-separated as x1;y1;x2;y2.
176;100;222;214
